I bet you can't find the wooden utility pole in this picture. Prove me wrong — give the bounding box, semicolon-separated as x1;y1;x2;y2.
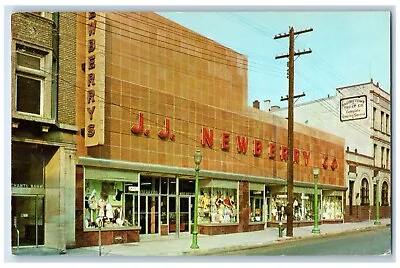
275;27;312;237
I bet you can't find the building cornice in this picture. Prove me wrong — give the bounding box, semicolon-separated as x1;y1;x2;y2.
346;159;391;173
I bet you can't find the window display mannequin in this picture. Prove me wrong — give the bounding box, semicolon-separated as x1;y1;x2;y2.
98;198;106;218
215;191;224;207
106;203;113;221
223;192;233;223
86;189;97;227
199;191;211;219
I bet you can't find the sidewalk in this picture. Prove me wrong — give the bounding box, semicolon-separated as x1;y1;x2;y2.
10;218;391;257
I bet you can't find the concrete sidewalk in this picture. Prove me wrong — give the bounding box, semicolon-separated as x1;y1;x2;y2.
10;218;391;258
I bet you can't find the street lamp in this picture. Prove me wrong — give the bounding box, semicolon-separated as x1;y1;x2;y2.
312;167;320;234
190;149;202;249
374;179;381;225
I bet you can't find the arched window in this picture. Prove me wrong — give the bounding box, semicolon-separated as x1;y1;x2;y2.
381;181;389;206
361;178;369;205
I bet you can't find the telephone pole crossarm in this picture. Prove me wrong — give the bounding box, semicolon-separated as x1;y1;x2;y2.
274;27;313;39
275;49;312;60
281;92;306;102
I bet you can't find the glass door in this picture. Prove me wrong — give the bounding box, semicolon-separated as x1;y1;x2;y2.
139;195;159;234
179;197;190;233
124;194;139;226
168;196;177;233
147;196;159;234
12;195;44;247
139;196;146;234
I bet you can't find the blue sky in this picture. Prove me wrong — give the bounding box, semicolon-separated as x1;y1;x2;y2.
158;11;391;108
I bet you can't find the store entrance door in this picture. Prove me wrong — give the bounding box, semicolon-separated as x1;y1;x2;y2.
11;195;44;247
139;195;159;235
179;197;191;233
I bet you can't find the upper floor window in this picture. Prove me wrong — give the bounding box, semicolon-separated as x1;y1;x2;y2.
381;111;385;132
381;181;389;206
14;44;51;117
360;178;369;205
373;107;377;129
386;149;390;169
386;114;390;134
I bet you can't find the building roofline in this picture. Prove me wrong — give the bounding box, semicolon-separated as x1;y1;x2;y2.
336;81;372;91
346;151;374;160
336;80;390;97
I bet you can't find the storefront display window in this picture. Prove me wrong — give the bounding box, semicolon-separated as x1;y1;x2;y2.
84;179;138;229
322;195;343;220
299;193;315;221
270;195;287;222
198;179;238;224
270;186;320;222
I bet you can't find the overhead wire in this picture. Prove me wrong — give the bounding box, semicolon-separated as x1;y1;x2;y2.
11;49;343;176
10;11;350;176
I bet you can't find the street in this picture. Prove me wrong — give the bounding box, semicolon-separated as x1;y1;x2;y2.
221;227;391;256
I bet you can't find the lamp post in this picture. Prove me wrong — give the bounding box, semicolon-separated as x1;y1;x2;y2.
374;179;381;225
312;167;320;234
190;149;202;249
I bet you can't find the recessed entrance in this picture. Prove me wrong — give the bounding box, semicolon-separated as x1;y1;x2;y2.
12;195;44;247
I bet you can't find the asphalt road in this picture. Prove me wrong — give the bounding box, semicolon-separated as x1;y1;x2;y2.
221;227;392;256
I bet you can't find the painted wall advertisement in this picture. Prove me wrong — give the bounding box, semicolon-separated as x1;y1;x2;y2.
340;95;367;122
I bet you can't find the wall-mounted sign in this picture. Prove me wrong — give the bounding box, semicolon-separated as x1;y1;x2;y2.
340;95;367;122
85;12;105;146
128;186;139;192
12;183;43;188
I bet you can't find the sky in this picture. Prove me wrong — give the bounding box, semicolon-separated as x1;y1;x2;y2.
158;10;391;109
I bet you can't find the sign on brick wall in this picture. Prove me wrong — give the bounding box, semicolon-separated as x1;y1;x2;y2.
85;12;105;146
340;95;367;122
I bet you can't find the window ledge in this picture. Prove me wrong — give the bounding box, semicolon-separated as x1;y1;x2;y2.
84;226;141;232
249;222;265;225
198;223;239;226
12;112;79;132
13;112;56;124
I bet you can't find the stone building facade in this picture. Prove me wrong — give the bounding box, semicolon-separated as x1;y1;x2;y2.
11;12;78;251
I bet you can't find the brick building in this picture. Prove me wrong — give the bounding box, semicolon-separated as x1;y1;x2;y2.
75;12;346;247
11;12;78;251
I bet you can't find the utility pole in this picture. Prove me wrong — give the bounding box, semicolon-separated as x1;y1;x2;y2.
274;27;312;237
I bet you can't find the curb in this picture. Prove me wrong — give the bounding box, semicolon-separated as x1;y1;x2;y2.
182;223;391;256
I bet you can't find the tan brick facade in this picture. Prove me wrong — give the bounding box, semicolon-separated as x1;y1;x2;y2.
77;12;345;187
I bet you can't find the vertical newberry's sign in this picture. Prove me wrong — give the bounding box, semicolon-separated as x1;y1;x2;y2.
85;12;105;146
